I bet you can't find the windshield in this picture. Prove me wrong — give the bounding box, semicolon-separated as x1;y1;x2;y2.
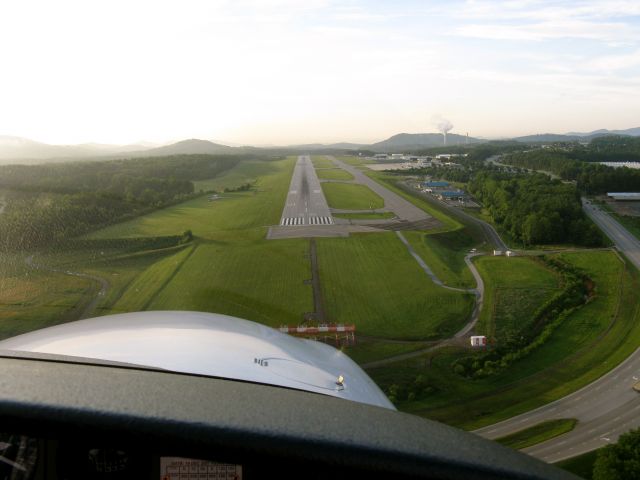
1;2;640;478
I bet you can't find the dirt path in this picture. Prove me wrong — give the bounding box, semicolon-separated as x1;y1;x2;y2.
26;255;109;320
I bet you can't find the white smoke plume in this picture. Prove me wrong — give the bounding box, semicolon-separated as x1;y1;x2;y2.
431;115;454;145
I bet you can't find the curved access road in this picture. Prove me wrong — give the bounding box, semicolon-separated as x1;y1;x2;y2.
362;234;484;369
26;255;109;320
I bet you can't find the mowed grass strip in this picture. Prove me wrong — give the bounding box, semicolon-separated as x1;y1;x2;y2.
111;245;195;313
316;168;354;181
321;183;384;210
85;156;296;242
148;239;312;326
311;156;335;168
496;419;577;450
317;233;474;340
333;212;396;220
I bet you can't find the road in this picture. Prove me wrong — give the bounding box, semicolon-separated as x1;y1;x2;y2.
582;199;640;270
279;155;333;226
474;347;640;463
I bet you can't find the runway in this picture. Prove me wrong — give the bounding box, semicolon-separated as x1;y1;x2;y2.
279;155;333;227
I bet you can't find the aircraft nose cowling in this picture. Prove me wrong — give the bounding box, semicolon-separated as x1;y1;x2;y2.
0;310;395;410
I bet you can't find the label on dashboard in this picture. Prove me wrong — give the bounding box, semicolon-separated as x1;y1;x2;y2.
160;457;242;480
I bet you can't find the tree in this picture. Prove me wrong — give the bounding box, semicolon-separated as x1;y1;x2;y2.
593;428;640;479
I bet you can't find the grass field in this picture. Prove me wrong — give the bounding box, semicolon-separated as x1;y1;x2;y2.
311;156;335;168
336;155;371;167
342;341;430;365
556;449;598;479
473;256;559;340
193;159;280;192
403;229;476;288
496;419;577;450
321;183;384;210
315;168;354;181
148;239;312;326
0;252;94;339
317;233;474;340
368;250;640;429
86;156;296;242
333;212;396;220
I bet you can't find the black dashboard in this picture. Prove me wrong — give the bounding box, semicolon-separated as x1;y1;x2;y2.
0;354;579;480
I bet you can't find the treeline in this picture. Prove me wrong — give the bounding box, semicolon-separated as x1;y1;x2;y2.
0;154;243;194
504;150;640;194
468;172;604;246
0;154;264;250
452;257;590;379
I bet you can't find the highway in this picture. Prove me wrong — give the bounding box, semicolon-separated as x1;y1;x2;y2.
475;347;640;463
582;199;640;270
279;155;333;226
474;200;640;463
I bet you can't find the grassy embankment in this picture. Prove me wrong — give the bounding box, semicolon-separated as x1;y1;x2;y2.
496;419;577;450
368;250;640;430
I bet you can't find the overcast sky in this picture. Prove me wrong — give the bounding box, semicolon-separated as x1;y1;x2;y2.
1;0;639;145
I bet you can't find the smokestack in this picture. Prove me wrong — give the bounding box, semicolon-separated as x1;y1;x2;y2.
466;132;469;145
432;115;453;146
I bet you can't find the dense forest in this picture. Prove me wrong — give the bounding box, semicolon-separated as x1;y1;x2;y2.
503;149;640;194
468;172;604;246
0;154;265;250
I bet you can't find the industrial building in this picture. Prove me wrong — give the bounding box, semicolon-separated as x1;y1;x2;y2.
422;181;449;188
435;190;466;201
607;192;640;201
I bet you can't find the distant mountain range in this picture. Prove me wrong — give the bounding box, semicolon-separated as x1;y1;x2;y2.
566;127;640;137
0;136;160;163
512;127;640;143
1;126;639;162
369;133;481;152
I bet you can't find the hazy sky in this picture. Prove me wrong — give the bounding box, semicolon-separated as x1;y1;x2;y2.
1;0;640;145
